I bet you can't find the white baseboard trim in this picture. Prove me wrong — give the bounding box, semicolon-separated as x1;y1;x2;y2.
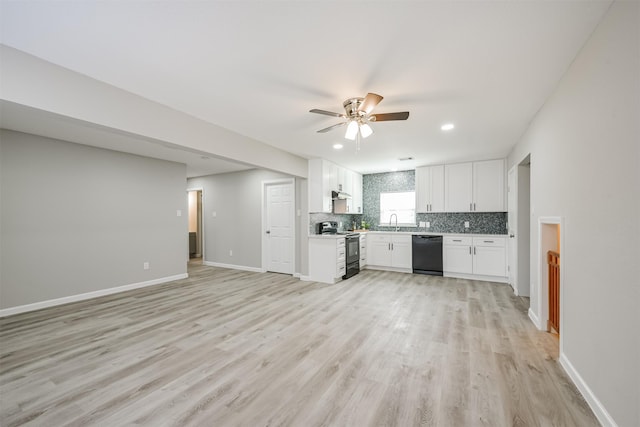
202;261;266;273
528;307;542;330
293;272;301;278
366;266;412;274
559;353;618;427
299;275;313;282
444;272;509;283
0;273;188;318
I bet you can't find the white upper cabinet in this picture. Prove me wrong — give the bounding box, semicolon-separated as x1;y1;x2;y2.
308;159;362;214
309;159;337;213
473;159;505;212
444;159;505;212
415;165;445;213
352;172;363;214
445;163;474;212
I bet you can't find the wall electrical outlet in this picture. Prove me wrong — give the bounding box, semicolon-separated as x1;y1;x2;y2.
426;221;431;228
176;209;182;217
464;221;470;228
212;211;217;217
229;250;233;256
143;262;150;270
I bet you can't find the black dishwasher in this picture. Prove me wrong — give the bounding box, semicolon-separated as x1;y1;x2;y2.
412;235;443;276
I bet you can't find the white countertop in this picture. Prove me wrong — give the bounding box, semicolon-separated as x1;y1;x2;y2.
309;231;507;239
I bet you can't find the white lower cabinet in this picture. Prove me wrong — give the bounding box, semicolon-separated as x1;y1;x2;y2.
443;235;507;281
443;237;473;274
359;234;367;268
473;237;507;277
367;233;412;270
308;237;345;284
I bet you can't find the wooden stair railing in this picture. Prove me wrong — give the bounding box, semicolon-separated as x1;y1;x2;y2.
547;250;560;334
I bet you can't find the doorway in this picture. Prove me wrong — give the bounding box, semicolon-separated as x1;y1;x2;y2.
262;179;295;275
187;189;204;264
507;156;531;297
538;217;563;354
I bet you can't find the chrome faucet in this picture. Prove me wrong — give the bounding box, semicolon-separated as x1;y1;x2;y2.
389;213;399;232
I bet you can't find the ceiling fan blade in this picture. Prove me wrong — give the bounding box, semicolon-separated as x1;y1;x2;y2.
358;93;384;114
371;111;410;121
317;122;347;133
309;109;346;118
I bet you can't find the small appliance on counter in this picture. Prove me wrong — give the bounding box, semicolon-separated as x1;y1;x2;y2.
316;221;339;235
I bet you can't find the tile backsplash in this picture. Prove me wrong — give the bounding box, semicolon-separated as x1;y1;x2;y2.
309;213;363;234
308;169;507;235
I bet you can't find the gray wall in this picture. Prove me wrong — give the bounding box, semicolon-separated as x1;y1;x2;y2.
0;130;188;310
188;169;307;274
362;170;507;234
507;2;639;425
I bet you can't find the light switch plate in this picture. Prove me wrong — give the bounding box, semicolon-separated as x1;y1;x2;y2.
176;210;182;217
212;211;217;217
419;221;426;228
464;221;470;228
426;221;431;228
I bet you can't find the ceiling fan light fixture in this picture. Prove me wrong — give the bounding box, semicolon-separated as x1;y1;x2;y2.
333;143;343;150
345;120;359;140
360;123;373;138
441;123;455;131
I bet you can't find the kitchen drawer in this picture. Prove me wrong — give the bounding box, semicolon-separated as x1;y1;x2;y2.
473;237;506;247
369;234;391;243
444;236;472;246
337;263;346;277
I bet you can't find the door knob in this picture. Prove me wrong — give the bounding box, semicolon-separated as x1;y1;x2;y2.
509;234;515;238
266;230;271;234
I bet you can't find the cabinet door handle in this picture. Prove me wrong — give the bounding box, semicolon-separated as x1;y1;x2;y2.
473;247;476;255
473;203;476;211
469;246;471;255
453;239;462;242
484;240;494;243
470;203;472;211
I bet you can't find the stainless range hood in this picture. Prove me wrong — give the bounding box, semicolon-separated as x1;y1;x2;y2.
332;190;352;200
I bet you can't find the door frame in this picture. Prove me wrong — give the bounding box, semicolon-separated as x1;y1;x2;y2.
261;178;296;274
508;165;518;293
536;216;564;354
507;160;531;297
186;187;205;262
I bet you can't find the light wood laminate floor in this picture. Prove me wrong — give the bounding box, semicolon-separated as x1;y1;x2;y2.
1;264;598;426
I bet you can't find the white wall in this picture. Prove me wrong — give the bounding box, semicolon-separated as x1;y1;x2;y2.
507;2;639;425
188;170;308;274
0;130;188;311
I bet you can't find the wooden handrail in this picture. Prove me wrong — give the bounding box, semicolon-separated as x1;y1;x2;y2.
547;250;560;334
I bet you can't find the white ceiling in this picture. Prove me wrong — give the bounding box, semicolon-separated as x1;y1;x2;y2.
0;0;612;175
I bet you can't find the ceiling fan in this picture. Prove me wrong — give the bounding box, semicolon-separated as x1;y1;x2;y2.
310;93;409;141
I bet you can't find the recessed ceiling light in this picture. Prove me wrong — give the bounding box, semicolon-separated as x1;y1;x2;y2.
333;143;343;150
441;123;455;131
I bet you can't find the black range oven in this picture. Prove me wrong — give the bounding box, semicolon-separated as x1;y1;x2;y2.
343;233;360;279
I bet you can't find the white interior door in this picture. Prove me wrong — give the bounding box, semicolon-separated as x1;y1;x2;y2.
507;166;518;293
265;182;294;274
